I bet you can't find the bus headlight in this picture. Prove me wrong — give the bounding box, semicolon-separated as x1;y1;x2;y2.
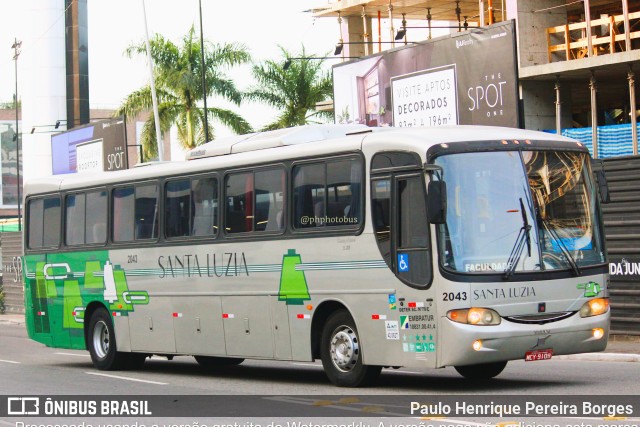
447;308;501;326
579;298;609;317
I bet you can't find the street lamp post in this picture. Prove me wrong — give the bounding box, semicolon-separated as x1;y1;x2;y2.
11;37;22;231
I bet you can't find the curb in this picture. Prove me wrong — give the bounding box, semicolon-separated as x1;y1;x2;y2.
554;353;640;362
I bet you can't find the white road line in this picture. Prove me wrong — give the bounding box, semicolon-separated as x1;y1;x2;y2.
291;362;320;367
85;371;167;385
56;352;89;357
0;359;21;364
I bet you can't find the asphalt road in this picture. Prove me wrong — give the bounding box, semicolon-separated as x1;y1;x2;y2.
1;323;638;426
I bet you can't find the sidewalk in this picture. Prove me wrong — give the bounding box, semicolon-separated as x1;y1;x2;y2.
1;313;638;362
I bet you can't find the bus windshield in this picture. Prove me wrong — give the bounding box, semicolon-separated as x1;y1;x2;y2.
435;149;605;274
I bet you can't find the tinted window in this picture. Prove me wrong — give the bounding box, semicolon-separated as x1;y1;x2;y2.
28;199;44;249
43;197;61;247
135;185;158;239
192;177;218;236
255;169;285;232
165;179;191;238
371;179;391;266
66;194;86;246
86;190;107;244
225;173;253;234
293;158;362;229
113;187;135;242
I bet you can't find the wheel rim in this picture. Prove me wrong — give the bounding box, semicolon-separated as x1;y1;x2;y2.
330;325;360;372
93;320;110;359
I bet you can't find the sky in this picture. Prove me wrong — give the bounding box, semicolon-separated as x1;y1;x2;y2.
1;0;341;131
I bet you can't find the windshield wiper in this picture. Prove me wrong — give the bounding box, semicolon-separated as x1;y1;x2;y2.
540;219;581;276
503;198;532;280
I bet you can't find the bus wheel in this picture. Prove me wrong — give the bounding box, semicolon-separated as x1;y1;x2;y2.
320;310;381;387
194;356;244;368
454;361;507;380
87;307;129;370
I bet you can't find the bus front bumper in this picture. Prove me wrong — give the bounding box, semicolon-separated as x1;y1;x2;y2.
438;311;610;368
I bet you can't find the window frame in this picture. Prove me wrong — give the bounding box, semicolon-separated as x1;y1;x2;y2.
26;194;62;251
290;154;365;235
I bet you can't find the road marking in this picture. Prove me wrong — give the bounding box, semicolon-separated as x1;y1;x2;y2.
85;371;167;385
56;352;89;357
0;420;16;426
0;359;21;364
291;362;319;367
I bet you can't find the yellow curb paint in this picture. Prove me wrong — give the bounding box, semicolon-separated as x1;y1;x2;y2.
362;406;384;413
339;397;360;404
604;417;627;421
313;400;333;406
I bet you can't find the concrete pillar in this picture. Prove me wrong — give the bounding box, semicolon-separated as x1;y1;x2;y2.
507;0;567;67
629;67;637;155
65;0;90;129
521;80;572;131
555;78;562;134
22;0;66;180
590;72;599;158
345;14;371;57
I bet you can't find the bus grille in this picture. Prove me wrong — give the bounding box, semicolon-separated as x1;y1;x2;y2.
503;311;575;324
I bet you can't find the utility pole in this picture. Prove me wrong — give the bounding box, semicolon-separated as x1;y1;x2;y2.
11;37;22;231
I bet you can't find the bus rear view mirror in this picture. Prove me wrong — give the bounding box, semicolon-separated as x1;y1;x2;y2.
427;180;447;224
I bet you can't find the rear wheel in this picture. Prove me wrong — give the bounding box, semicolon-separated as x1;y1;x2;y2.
194;356;244;368
454;361;507;380
87;307;133;370
320;310;381;387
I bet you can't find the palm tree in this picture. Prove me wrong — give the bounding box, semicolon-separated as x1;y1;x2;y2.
116;26;253;159
246;46;334;131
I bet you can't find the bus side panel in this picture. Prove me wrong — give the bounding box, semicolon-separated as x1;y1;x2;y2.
172;296;226;356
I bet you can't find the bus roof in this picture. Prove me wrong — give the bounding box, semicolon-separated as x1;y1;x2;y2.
24;125;582;196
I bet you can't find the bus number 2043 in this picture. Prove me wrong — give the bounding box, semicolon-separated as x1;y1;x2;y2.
442;292;467;301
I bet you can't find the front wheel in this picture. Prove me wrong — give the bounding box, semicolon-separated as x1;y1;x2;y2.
87;307;134;370
454;361;507;380
320;310;381;387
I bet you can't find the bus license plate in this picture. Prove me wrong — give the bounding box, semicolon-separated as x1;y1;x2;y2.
525;349;553;361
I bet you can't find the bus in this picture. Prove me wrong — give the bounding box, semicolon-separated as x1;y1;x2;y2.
22;124;610;387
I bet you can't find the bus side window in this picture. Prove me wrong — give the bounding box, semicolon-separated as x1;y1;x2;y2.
135;185;158;239
27;199;45;249
371;178;391;266
65;194;86;246
165;179;191;238
86;190;107;244
293;163;325;228
255;169;285;232
113;187;135;242
225;173;254;234
192;177;218;237
43;197;61;248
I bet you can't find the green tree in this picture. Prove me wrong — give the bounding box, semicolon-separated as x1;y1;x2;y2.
116;26;253;159
246;46;334;131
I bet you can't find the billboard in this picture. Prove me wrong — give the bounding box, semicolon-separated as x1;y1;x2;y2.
51;117;128;175
333;21;519;129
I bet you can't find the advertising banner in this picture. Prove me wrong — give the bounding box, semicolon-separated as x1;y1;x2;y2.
333;21;518;129
51;117;128;175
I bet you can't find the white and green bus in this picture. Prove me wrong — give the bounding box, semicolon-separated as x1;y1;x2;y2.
23;124;610;387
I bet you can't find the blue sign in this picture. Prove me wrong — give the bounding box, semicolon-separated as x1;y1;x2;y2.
398;253;410;272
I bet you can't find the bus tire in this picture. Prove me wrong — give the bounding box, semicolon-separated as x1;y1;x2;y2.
454;361;507;380
194;356;244;368
87;307;129;370
320;310;381;387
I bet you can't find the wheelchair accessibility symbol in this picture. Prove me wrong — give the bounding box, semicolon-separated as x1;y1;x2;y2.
398;253;410;272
